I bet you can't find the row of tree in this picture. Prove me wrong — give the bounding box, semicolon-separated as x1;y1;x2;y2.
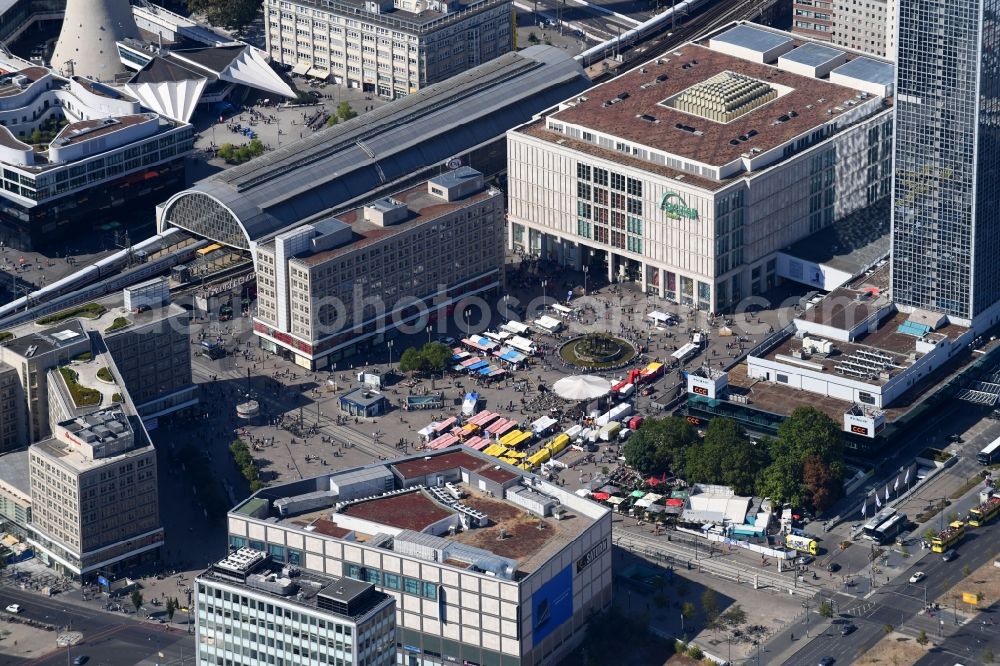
622;406;845;512
399;342;453;374
230;439;266;493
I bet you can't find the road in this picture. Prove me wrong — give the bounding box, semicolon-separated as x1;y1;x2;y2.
773;521;1000;666
0;586;194;666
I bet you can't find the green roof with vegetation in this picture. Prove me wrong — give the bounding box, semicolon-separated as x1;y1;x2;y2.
37;303;106;325
59;366;101;408
104;317;131;333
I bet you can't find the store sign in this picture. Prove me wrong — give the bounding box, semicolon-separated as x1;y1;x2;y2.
660;192;698;220
576;538;609;573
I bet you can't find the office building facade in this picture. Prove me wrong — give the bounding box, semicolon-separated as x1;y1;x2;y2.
28;408;162;578
831;0;892;57
508;24;894;312
264;0;511;99
196;547;396;666
254;169;504;369
890;0;1000;326
226;449;613;666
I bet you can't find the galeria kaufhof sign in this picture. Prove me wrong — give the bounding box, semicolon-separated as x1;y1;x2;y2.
659;192;699;220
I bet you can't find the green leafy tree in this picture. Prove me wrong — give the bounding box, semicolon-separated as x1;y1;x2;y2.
684;418;768;494
336;102;358;121
700;588;719;621
399;347;424;374
686;644;704;659
217;144;235;161
818;601;834;619
623;417;697;475
325;115;339;127
681;601;696;620
165;596;176;621
758;407;845;509
187;0;259;29
130;589;144;613
420;342;453;373
916;629;928;646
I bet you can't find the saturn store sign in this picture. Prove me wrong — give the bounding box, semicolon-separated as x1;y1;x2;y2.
660;192;699;220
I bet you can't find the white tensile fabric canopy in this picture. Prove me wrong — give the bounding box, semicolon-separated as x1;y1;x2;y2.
553;375;612;401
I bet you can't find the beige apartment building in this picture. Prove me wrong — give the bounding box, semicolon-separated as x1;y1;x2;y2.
28;408;162;579
264;0;512;99
254;168;505;369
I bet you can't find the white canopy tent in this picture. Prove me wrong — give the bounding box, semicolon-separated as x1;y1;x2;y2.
648;311;672;326
553;375;612;401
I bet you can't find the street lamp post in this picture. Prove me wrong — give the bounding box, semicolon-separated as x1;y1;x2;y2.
802;600;811;638
387;340;394;370
464;309;471;338
426;325;432;346
541;279;548;307
582;264;589;295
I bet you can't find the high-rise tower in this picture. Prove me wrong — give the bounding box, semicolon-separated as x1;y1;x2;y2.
50;0;140;81
890;0;1000;325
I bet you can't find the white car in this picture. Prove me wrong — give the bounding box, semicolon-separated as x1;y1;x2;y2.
909;571;926;584
5;604;21;613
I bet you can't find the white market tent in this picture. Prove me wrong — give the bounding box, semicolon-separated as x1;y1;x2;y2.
553;375;612;401
502;321;530;335
552;303;573;315
648;311;672;325
535;315;563;332
508;335;536;354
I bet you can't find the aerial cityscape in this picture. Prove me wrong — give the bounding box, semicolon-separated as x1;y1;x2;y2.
0;0;994;662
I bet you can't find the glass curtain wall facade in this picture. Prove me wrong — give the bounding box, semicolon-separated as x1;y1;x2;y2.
891;0;1000;320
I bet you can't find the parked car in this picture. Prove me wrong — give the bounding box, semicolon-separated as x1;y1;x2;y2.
4;604;21;613
796;555;815;565
909;571;926;583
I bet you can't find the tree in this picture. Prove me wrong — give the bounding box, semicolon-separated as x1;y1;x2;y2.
217;144;235;161
802;455;839;513
700;588;719;621
719;605;747;627
686;644;704;659
420;342;453;373
187;0;259;30
916;629;928;646
681;601;696;620
165;597;176;621
326;115;339;128
399;347;424;374
528;31;539;43
758;407;846;510
336;102;358;121
818;601;834;619
623;417;697;475
130;589;144;613
777;406;842;465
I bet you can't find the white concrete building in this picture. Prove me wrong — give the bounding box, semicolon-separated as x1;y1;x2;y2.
506;23;894;312
226;448;612;666
831;0;894;57
264;0;511;99
196;548;396;666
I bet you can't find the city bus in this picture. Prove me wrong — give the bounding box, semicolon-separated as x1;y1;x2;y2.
978;437;1000;465
968;495;1000;528
870;512;908;545
930;521;965;553
862;507;897;542
784;533;819;555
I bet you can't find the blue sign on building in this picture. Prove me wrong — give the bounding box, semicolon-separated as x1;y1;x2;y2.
97;576;110;588
530;565;573;646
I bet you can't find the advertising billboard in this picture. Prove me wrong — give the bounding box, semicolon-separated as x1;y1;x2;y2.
531;566;573;647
